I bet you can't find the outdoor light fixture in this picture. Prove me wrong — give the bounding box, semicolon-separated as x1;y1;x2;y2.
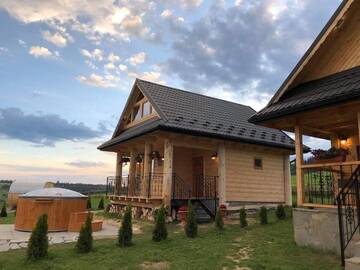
340;136;348;146
121;157;130;165
136;154;143;164
211;153;218;160
150;150;161;160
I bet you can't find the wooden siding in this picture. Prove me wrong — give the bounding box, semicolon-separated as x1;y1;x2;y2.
292;1;360;86
225;146;286;203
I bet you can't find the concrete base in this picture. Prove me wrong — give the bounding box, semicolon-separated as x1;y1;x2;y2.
293;207;341;255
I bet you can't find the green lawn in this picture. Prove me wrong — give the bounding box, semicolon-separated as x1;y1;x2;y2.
89;195;110;210
0;211;341;270
0;212;15;224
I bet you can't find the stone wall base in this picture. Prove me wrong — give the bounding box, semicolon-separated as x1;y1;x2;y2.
109;204;156;221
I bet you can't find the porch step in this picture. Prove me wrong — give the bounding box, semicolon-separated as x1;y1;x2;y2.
346;257;360;270
193;201;212;223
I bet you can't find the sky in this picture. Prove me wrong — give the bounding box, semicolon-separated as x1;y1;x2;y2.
0;0;341;184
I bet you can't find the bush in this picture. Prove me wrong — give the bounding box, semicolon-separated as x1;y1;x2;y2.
0;203;7;217
215;208;224;230
27;214;48;260
239;207;248;228
259;206;268;225
152;205;167;242
87;197;92;209
118;205;132;247
276;204;286;220
98;197;104;210
185;201;197;238
76;213;93;253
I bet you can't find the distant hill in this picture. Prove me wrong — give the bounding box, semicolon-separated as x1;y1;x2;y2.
54;181;107;195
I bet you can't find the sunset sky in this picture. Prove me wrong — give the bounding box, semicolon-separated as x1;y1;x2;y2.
0;0;340;184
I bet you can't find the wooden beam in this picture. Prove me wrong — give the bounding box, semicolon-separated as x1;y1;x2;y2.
142;142;151;197
218;143;226;205
115;153;123;195
283;155;292;206
163;139;173;206
128;149;137;196
357;112;360;144
294;126;304;206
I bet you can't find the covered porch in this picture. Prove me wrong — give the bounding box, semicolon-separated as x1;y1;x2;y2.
104;131;221;210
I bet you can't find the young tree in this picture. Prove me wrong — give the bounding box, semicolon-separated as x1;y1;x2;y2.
98;197;105;210
118;205;132;247
76;213;93;253
0;203;7;217
239;207;248;228
276;204;286;220
260;206;268;225
27;214;49;260
152;205;167;241
185;201;197;238
215;208;224;230
87;197;92;209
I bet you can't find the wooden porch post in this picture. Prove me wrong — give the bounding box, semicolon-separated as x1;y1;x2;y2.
294;126;304;206
357;112;360;145
283;155;292;206
128;149;137;196
163;139;173;207
115;153;123;195
217;143;226;205
142;142;151;197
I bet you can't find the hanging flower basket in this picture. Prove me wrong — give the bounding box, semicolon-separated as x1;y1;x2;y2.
311;147;349;164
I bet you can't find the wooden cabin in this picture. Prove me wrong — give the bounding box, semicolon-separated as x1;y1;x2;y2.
249;0;360;267
99;79;294;221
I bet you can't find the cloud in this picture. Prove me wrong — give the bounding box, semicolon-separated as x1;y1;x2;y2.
0;108;105;146
128;71;164;84
127;52;146;66
77;73;117;88
104;62;115;70
108;52;120;62
42;30;68;47
161;9;172;18
0;0;154;42
18;39;26;47
166;0;341;97
0;47;8;54
29;46;59;59
80;48;104;61
118;64;128;72
65;160;106;168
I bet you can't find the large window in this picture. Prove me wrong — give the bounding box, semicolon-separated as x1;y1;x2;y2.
126;98;154;127
143;101;151;116
132;105;141;121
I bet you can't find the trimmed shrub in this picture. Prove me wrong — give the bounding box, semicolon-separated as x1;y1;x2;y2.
276;204;286;220
76;213;93;253
0;203;7;217
118;205;132;247
239;207;248;228
215;208;224;230
185;201;197;238
27;214;48;260
152;205;167;242
98;197;104;210
87;197;92;209
259;206;268;225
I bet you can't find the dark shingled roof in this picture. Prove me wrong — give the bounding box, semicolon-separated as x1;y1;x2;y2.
249;66;360;123
99;79;295;150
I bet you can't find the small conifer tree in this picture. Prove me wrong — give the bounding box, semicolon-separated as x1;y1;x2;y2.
185;201;197;238
0;203;7;217
276;204;286;220
87;197;92;209
27;214;48;260
118;205;132;247
260;206;268;225
76;213;93;253
98;197;104;210
152;205;167;241
215;208;224;230
239;207;248;228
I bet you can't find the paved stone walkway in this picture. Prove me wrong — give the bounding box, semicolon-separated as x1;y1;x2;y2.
0;222;119;252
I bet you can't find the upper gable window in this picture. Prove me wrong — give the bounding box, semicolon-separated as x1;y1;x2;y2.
143;101;151;116
133;105;141;121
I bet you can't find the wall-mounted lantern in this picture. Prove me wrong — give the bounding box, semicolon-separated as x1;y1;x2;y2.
340;136;348;146
121;157;130;165
150;151;161;160
136;154;143;164
211;153;218;160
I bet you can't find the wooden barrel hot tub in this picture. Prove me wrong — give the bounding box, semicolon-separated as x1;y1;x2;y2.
15;188;87;232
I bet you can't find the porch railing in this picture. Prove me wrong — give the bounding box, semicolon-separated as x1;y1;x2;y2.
337;165;360;266
106;176;129;196
147;173;164;198
172;174;192;200
301;162;360;206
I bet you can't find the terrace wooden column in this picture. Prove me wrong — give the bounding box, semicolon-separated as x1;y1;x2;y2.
115;153;123;195
294;126;304;206
283;155;292;206
218;143;226;205
128;149;137;196
163;139;173;206
357;112;360;145
142;142;152;197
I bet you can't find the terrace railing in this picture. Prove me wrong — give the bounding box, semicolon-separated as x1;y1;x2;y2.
106;176;129;196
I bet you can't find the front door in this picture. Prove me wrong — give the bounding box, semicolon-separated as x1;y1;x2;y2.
192;156;204;197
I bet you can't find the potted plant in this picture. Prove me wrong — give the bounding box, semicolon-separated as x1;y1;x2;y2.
219;204;227;217
178;206;187;223
311;147;349;163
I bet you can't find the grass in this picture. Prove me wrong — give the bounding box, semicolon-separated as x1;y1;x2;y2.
89;195;109;210
0;211;341;270
0;211;15;224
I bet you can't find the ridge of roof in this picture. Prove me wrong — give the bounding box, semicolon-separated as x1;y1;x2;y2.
136;78;255;111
